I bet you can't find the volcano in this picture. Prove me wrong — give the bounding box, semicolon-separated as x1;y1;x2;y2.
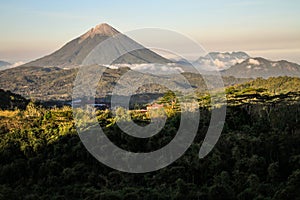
23;23;170;67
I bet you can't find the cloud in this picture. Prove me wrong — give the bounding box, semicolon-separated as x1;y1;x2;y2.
248;58;260;65
106;63;184;75
201;59;213;66
213;59;225;69
230;58;245;65
0;61;24;71
217;53;225;59
197;53;249;71
12;61;24;67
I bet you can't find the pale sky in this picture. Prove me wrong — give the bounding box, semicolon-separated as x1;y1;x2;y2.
0;0;299;63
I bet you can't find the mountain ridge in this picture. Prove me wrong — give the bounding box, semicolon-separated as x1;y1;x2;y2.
222;57;300;78
193;51;250;71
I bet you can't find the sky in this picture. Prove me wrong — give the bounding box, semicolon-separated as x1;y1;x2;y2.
0;0;300;63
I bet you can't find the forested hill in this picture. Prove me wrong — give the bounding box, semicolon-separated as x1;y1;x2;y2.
233;76;300;94
0;91;300;199
0;89;29;110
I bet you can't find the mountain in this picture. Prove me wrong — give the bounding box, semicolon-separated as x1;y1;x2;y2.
222;57;300;78
22;23;170;67
0;60;11;67
171;58;191;66
194;51;250;71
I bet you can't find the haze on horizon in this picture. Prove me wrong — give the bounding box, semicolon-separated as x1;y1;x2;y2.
0;0;299;64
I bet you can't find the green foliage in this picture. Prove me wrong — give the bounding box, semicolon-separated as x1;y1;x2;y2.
115;107;131;122
0;88;299;199
235;76;300;94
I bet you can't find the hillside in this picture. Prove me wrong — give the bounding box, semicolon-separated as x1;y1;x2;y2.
0;65;249;102
233;76;300;94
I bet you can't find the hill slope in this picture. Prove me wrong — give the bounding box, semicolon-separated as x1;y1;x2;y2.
0;65;248;102
233;76;300;94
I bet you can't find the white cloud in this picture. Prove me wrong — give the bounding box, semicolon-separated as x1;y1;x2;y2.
230;58;245;65
213;59;225;69
12;61;24;67
105;63;184;75
0;61;25;71
198;55;248;71
248;59;260;65
217;53;225;59
202;59;213;66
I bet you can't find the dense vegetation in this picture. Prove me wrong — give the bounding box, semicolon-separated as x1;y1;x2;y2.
0;81;300;199
0;89;29;110
234;76;300;94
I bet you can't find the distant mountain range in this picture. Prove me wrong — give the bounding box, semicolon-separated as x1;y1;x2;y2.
222;57;300;78
0;61;26;71
23;23;169;67
170;51;300;78
0;60;11;67
0;23;299;102
19;23;300;78
194;51;250;71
